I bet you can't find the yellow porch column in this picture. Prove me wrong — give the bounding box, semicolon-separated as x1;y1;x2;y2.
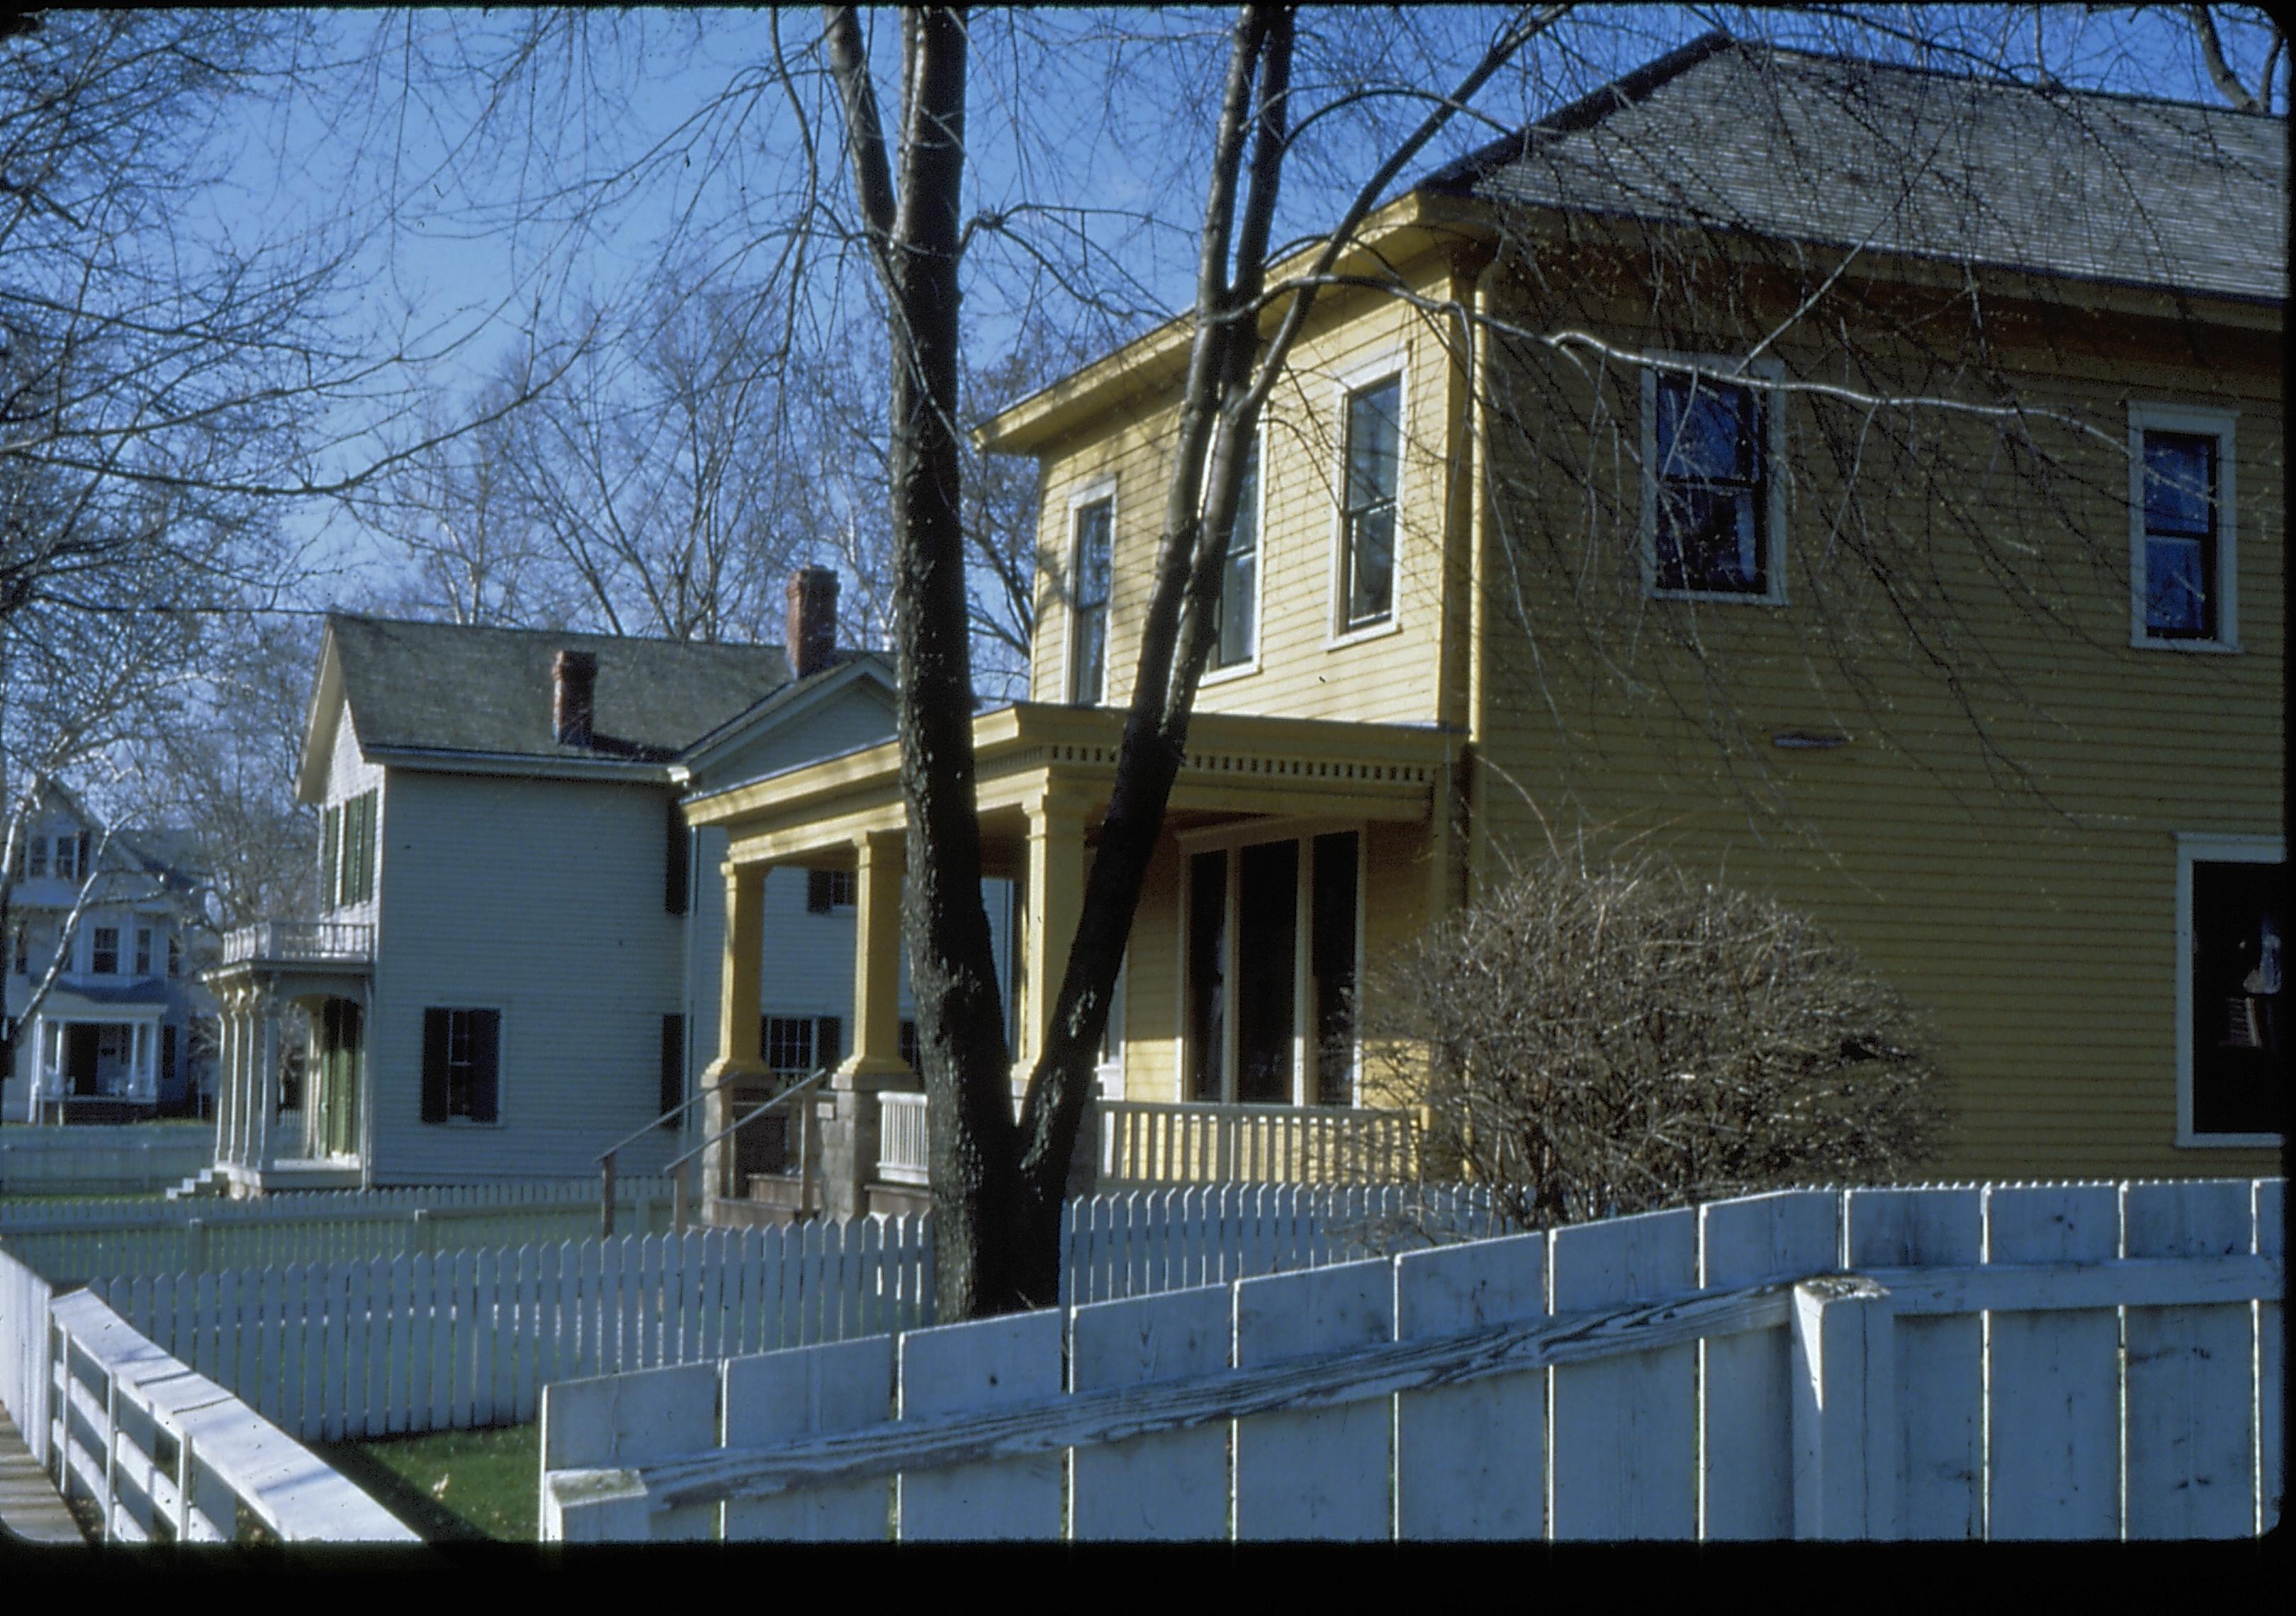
843;829;910;1080
1015;792;1087;1092
701;860;769;1211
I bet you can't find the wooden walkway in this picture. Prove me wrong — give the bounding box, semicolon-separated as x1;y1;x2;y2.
0;1405;84;1546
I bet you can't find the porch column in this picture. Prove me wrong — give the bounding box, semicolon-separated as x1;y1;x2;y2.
219;1001;242;1165
254;992;281;1174
1015;792;1088;1094
823;829;910;1221
700;860;769;1213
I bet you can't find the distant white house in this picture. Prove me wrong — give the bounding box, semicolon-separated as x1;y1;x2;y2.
201;569;1011;1194
4;778;214;1122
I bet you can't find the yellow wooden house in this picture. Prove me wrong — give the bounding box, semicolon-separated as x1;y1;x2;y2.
686;35;2285;1214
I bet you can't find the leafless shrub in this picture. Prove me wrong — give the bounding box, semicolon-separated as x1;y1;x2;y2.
1361;847;1950;1228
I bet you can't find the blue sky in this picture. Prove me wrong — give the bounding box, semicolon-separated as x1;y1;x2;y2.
188;6;2279;610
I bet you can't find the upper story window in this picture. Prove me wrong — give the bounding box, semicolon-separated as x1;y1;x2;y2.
9;924;25;976
322;789;378;910
167;935;182;977
1210;436;1261;670
1340;377;1401;629
1070;495;1114;705
91;926;120;975
135;928;153;977
1643;363;1783;602
2129;405;2237;649
22;836;43;879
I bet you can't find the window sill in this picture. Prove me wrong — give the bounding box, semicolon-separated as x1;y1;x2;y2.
2131;635;2241;655
1200;657;1261;688
1325;615;1402;652
424;1117;505;1129
1648;586;1786;607
2176;1129;2283;1149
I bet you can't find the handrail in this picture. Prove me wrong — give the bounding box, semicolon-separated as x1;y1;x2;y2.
595;1074;742;1167
651;1068;833;1233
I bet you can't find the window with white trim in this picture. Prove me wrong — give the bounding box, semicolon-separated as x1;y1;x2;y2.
91;926;120;975
2178;838;2285;1144
1339;378;1401;629
1642;359;1784;601
2129;405;2236;648
1070;495;1114;705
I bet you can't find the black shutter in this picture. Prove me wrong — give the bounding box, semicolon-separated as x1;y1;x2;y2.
77;832;91;879
659;1014;686;1124
359;792;378;902
470;1009;500;1123
665;799;690;915
420;1008;450;1123
815;1016;842;1072
806;869;833;914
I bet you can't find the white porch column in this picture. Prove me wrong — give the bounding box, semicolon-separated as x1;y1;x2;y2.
211;1001;236;1165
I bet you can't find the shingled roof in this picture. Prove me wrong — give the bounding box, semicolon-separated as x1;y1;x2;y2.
325;615;796;765
1426;33;2287;303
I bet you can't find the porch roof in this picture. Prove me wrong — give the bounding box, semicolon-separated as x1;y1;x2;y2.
33;984;170;1017
685;702;1454;865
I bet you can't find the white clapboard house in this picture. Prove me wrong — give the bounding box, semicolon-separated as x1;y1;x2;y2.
199;568;1007;1193
5;778;214;1122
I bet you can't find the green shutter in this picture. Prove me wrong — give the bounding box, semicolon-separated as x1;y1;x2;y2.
816;1016;842;1072
420;1008;449;1123
665;798;690;915
359;792;378;902
659;1014;686;1123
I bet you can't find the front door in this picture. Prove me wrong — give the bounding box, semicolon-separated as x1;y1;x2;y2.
314;999;363;1159
64;1024;101;1096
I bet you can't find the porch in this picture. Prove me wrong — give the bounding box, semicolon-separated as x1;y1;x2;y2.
203;921;373;1195
682;702;1456;1221
18;986;170;1123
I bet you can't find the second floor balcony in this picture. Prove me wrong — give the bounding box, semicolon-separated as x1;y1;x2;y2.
217;919;374;972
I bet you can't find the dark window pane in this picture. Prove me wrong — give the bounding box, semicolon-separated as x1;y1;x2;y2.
1235;840;1298;1104
1073;499;1113;704
2191;861;2286;1138
1187;851;1227;1101
1212;439;1259;668
1345;380;1401;510
1655;375;1757;482
2145;537;2209;636
1347;504;1395;625
2143;432;2215;538
1656;486;1763;593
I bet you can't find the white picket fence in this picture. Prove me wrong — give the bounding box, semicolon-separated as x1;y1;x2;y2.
47;1289;415;1543
1;1177;677;1284
1;1245;54;1465
539;1177;2285;1542
43;1184;1492;1447
0;1125;218;1195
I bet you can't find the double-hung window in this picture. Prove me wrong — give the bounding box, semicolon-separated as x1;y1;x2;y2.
91;926;120;975
1210;436;1261;670
1069;495;1114;705
1340;377;1401;629
1644;361;1782;600
804;868;857;913
135;928;153;977
420;1006;500;1123
2178;836;2285;1143
2129;405;2236;649
762;1014;842;1077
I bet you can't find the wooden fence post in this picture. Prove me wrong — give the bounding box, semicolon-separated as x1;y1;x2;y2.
1789;1275;1898;1539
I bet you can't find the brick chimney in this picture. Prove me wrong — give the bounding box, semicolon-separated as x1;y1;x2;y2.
553;649;597;746
786;566;840;679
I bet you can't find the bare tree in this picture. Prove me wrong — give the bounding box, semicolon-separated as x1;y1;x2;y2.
1358;846;1948;1228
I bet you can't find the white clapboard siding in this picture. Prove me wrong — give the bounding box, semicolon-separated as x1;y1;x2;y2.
538;1179;2283;1544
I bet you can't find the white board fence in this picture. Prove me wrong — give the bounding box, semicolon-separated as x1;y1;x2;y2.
539;1177;2286;1542
1;1245;54;1466
47;1289;417;1543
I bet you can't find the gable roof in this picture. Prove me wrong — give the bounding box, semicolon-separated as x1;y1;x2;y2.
317;615;796;772
1427;32;2286;304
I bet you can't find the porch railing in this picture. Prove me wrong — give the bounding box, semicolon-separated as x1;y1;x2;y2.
218;920;373;969
878;1091;930;1186
1100;1099;1421;1185
876;1094;1423;1189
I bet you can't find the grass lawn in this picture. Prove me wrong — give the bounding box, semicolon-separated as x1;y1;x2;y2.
309;1422;541;1543
0;1190;168;1210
